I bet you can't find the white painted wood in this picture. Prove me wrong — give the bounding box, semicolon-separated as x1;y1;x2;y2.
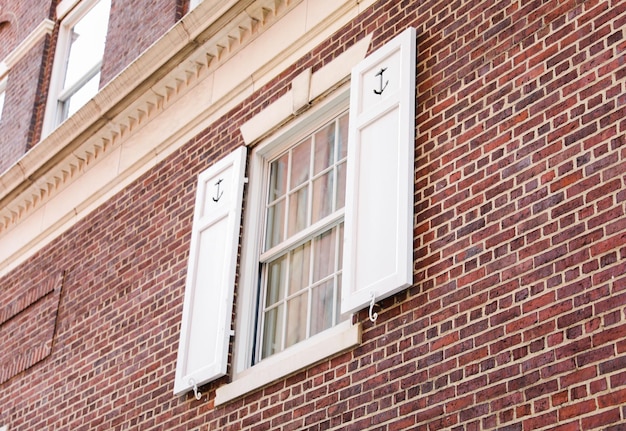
174;146;247;396
342;27;416;315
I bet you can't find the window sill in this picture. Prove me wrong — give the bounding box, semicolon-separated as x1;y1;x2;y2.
215;320;361;406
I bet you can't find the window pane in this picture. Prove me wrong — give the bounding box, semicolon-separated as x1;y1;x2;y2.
265;198;285;249
312;172;333;223
262;305;283;359
285;292;307;348
63;0;110;92
287;186;308;237
337;223;344;269
290;138;310;188
62;71;100;119
310;279;334;336
337;112;349;160
314;122;335;175
266;254;287;307
336;161;346;210
0;88;5;121
269;153;288;201
312;227;336;283
289;243;310;295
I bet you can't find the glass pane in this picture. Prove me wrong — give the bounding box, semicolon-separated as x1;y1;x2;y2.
64;0;111;91
0;88;5;121
336;274;343;323
290;138;310;188
313;227;336;283
262;305;283;359
336;161;346;210
266;255;287;306
289;242;310;295
312;172;333;223
337;222;344;269
311;280;334;336
337;112;349;160
62;72;100;119
265;198;285;249
314;122;335;175
286;292;308;348
269;153;289;201
287;186;308;237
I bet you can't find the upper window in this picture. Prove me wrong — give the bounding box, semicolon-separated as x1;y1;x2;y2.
256;111;349;361
44;0;110;133
0;76;6;122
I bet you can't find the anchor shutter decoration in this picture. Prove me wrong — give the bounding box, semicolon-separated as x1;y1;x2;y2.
174;147;247;396
342;27;416;315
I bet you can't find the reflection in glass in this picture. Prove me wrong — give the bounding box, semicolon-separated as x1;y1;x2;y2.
286;293;308;348
291;138;311;188
262;305;284;359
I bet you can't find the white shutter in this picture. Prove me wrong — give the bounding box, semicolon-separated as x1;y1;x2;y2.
174;146;247;396
342;28;416;315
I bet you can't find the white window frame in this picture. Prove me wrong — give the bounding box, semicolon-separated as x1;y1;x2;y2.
0;75;6;122
216;87;360;405
42;0;110;135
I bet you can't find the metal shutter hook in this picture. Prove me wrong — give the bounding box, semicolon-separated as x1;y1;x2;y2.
369;292;378;323
189;378;202;400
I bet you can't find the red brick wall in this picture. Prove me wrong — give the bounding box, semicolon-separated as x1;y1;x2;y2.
1;0;625;430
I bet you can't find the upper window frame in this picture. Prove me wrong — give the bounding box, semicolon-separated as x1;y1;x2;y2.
43;0;111;135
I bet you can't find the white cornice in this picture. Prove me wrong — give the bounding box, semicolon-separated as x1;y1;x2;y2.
3;19;55;68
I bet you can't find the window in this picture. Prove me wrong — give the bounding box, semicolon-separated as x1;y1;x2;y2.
0;76;6;122
176;27;416;403
256;111;349;361
44;0;110;132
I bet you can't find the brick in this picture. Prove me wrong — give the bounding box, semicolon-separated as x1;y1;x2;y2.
558;399;596;420
522;411;557;430
557;306;592;329
580;408;621;429
576;345;615;368
560;365;598;388
599;356;626;375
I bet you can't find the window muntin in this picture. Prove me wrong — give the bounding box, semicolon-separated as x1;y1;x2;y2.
257;112;349;361
55;0;111;124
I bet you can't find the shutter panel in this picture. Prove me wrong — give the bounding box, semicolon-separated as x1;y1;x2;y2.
342;28;416;315
174;146;247;396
